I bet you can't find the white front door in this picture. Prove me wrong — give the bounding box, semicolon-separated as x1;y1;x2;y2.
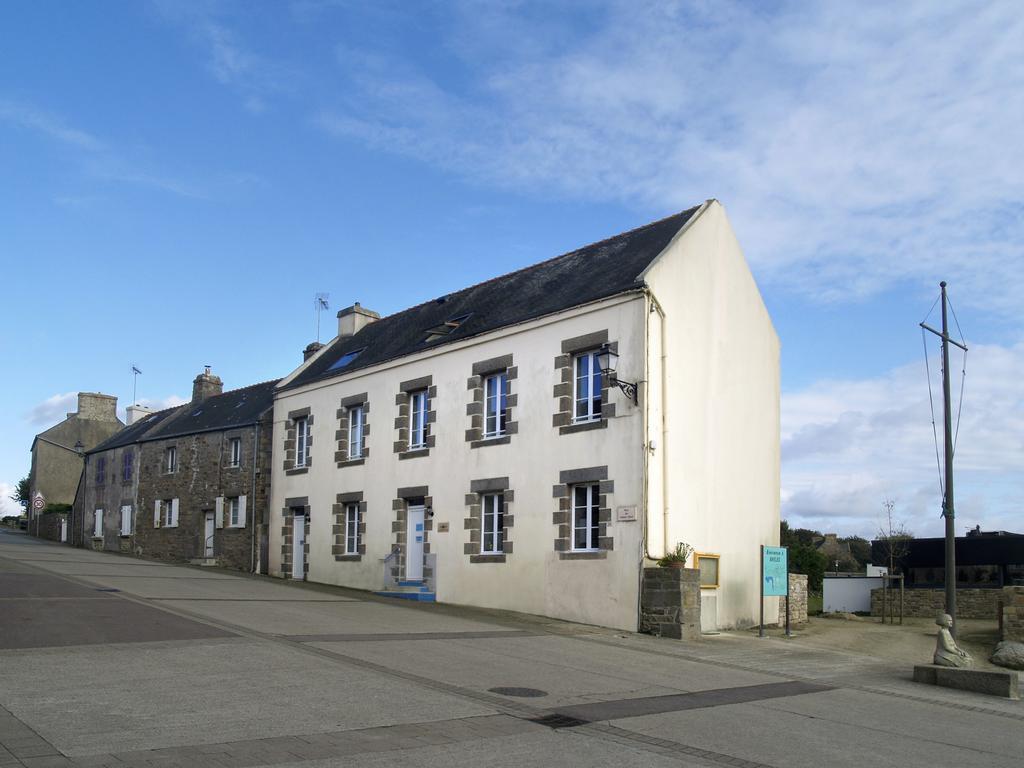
204;512;215;557
292;514;306;580
406;505;425;581
59;517;68;543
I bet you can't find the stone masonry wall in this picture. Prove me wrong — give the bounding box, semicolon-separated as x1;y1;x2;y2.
640;567;701;640
1002;586;1024;642
777;573;808;625
870;587;1002;620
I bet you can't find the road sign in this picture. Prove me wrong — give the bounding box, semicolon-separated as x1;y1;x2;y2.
32;493;45;511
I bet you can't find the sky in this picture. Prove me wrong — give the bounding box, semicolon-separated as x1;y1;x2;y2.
1;0;1021;540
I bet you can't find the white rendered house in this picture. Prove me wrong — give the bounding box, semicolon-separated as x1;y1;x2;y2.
268;200;779;631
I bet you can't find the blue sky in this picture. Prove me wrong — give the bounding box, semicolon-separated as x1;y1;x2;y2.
2;0;1022;539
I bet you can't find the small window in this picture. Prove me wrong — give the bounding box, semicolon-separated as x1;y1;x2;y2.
122;452;133;482
571;484;600;551
96;456;106;485
166;447;177;474
573;351;602;422
93;509;104;538
163;499;178;527
119;505;132;536
295;418;309;467
423;313;472;343
345;503;360;554
348;405;364;458
481;493;504;554
229;438;241;467
328;348;365;371
483;373;508;438
697;554;720;588
408;391;427;449
228;497;240;527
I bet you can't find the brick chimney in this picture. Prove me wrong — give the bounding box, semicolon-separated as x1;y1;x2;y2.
192;366;223;403
303;341;324;361
75;392;118;422
337;302;380;339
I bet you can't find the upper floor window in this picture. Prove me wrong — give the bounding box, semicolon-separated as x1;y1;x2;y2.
229;438;241;467
165;446;177;474
345;503;361;554
95;456;106;485
481;493;504;554
122;452;133;482
409;391;427;449
483;373;508;438
348;405;365;458
573;351;602;422
571;484;600;551
295;417;309;467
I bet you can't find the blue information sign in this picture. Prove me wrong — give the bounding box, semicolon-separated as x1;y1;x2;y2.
762;546;788;597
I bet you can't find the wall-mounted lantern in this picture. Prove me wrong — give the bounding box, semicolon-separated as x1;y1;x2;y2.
597;342;638;404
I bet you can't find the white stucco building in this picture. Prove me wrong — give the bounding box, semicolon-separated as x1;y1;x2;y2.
268;200;779;631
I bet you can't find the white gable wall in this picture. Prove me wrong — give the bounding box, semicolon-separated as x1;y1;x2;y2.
643;201;781;629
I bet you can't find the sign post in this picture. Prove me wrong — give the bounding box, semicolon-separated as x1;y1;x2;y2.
760;545;789;638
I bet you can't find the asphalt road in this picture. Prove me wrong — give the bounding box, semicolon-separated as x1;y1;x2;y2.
1;529;1021;768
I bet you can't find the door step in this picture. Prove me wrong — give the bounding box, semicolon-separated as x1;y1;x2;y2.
375;583;435;602
190;557;219;567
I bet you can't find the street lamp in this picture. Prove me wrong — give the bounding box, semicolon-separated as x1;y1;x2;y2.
597;342;638;405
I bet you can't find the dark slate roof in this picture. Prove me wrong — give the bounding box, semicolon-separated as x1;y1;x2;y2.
287;204;702;390
86;379;279;453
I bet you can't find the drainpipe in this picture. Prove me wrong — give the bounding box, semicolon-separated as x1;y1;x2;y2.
250;420;259;574
643;287;670;559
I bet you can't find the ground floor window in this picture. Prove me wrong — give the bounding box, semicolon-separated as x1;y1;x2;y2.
481;493;504;554
345;503;360;554
119;505;132;536
697;553;720;588
571;484;600;551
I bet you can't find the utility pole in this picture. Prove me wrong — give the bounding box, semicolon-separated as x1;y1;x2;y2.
921;281;967;637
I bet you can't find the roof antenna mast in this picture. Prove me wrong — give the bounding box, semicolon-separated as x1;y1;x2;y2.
131;365;142;406
315;293;330;343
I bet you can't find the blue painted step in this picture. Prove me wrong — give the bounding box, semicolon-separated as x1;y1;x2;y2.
397;580;428;588
375;590;436;602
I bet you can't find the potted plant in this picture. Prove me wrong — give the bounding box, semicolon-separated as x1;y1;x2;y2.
657;542;694;569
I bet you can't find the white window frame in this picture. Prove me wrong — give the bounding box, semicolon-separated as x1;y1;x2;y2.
480;493;504;554
572;350;602;423
228;497;240;527
166;446;177;473
348;405;364;459
408;391;427;450
93;508;104;538
571;484;601;552
163;498;179;528
119;505;132;536
229;437;241;467
344;502;360;554
483;373;507;439
295;417;309;467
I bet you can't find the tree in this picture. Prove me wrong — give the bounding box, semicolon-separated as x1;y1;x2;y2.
781;520;827;590
842;536;872;569
10;476;29;513
876;499;912;574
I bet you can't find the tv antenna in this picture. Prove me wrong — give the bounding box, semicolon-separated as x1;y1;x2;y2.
314;293;330;343
131;365;142;406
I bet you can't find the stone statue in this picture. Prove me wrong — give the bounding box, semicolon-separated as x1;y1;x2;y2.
933;613;972;668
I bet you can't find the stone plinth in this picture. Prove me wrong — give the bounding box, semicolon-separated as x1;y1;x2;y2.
640;567;701;641
778;573;808;626
1001;586;1024;642
871;587;1001;620
913;664;1019;700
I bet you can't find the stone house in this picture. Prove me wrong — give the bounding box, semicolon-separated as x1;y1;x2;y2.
268;200;781;632
79;370;277;571
28;392;123;542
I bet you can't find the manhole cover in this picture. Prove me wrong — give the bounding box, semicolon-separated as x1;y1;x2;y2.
530;713;588;729
488;687;549;698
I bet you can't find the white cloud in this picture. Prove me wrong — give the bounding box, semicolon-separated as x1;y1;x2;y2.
317;0;1024;313
0;482;23;518
25;393;78;427
0;100;103;151
782;339;1024;537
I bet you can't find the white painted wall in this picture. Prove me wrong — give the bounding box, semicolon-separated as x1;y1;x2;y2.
823;577;885;613
642;201;781;629
269;295;648;631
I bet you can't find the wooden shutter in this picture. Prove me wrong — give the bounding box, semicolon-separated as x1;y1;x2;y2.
215;496;224;529
154;500;162;528
238;495;247;528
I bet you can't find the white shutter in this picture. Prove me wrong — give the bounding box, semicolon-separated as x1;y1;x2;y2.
238;495;247;528
170;498;179;527
154;500;162;528
215;496;224;529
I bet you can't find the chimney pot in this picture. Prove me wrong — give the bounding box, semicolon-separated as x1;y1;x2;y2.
303;341;325;361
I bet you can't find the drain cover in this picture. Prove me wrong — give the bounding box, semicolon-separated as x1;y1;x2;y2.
530;713;588;729
488;687;549;698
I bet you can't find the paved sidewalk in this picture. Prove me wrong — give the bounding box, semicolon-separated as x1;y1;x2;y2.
1;530;1021;768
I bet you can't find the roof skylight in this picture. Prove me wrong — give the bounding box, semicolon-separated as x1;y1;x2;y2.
423;313;472;343
328;348;365;371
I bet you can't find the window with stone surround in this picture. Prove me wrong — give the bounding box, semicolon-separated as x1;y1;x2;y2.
332;492;366;561
393;377;436;458
283;408;313;475
465;355;518;448
165;446;177;474
552;466;613;559
463;477;513;563
552;331;615;435
228;437;241;468
335;394;370;467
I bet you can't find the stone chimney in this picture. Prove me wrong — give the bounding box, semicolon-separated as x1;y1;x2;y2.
75;392;118;422
303;341;324;361
337;302;380;339
192;366;223;403
126;404;155;425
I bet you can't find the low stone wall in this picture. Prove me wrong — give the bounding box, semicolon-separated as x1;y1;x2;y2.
640;567;701;640
35;513;66;543
1002;586;1024;642
777;573;808;625
870;587;1002;620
